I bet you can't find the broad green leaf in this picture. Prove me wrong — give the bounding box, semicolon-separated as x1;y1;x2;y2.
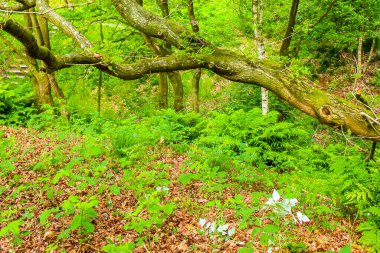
70;214;82;230
238;248;254;253
263;224;280;233
85;208;98;218
82;220;95;234
338;245;352;253
39;208;58;226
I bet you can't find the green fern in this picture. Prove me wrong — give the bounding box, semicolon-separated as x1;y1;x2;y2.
357;220;380;251
345;182;374;204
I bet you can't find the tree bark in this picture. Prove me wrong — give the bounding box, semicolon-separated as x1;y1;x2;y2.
293;0;337;57
98;0;104;114
137;0;182;110
188;0;201;112
35;72;54;106
158;73;169;108
30;10;65;109
365;141;377;162
29;11;44;47
279;0;300;56
192;68;201;113
38;14;51;49
363;38;376;73
168;72;184;111
357;33;363;76
158;0;184;111
253;0;268;115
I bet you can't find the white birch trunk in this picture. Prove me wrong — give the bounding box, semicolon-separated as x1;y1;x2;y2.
253;0;268;115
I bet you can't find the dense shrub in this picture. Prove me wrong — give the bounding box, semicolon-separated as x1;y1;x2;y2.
0;82;35;125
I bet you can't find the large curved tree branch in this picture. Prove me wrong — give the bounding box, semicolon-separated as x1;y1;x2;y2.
111;0;380;141
1;18;58;66
0;18;204;76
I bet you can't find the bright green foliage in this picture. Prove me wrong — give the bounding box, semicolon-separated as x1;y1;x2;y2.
124;191;177;234
38;196;99;238
195;108;307;170
102;242;135;253
39;208;59;226
0;82;35;125
1;0;380;250
69;197;98;235
0;107;379;250
0;219;23;245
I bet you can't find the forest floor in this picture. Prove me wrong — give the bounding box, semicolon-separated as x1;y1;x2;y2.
0;126;369;252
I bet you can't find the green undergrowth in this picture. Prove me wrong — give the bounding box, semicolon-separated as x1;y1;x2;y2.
0;108;379;252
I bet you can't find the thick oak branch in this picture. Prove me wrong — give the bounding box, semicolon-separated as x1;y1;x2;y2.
111;0;210;50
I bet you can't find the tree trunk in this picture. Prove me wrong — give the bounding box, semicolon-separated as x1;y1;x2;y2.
29;11;44;46
188;0;201;112
253;0;268;115
365;141;377;161
25;12;56;107
29;10;65;109
292;0;337;57
279;0;300;56
98;0;104;114
168;72;184;111
363;38;376;73
35;72;54;106
138;0;182;110
38;15;51;49
192;68;201;113
158;73;169;108
355;33;363;84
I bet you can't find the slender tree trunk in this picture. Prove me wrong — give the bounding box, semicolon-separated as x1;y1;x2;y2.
38;15;50;49
22;13;40;103
28;11;56;106
168;72;183;111
97;71;103;113
293;0;336;57
138;0;177;110
48;73;69;120
355;33;363;84
192;68;201;112
188;0;201;112
24;12;32;31
29;11;44;46
38;13;67;107
98;0;104;114
159;0;183;111
253;0;268;115
158;73;169;108
156;0;183;111
365;141;377;162
279;0;300;56
48;74;64;101
158;0;169;17
363;38;376;73
157;0;170;110
28;10;66;109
